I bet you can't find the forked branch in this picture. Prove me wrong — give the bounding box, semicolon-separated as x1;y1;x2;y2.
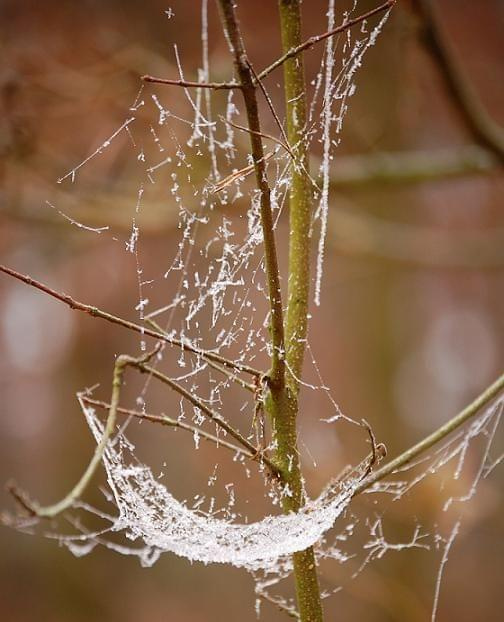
141;1;395;92
8;347;161;519
135;361;280;475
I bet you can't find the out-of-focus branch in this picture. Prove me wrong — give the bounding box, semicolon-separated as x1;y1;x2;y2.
323;145;500;187
415;0;504;161
328;208;504;268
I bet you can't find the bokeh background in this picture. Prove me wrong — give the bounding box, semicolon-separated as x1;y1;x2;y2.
1;1;503;621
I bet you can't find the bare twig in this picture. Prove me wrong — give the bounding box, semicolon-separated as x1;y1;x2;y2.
210;151;275;193
258;1;396;82
354;372;504;496
415;0;504;160
221;117;293;159
245;59;291;153
142;75;238;90
360;419;387;479
0;264;262;378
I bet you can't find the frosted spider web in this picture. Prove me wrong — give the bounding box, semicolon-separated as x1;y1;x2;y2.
6;1;503;619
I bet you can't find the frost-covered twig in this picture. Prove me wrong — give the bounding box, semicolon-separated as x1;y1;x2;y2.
0;264;262;378
257;590;300;620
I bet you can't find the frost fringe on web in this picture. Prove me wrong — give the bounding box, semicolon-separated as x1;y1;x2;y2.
60;402;358;571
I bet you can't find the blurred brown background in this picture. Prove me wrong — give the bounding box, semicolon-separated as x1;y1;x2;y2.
1;1;503;621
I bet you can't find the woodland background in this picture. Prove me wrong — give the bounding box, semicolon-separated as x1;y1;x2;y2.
0;1;503;620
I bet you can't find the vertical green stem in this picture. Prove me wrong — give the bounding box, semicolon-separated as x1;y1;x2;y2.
277;2;324;621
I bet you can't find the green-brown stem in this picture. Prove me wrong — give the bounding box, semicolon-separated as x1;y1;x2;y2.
276;1;322;620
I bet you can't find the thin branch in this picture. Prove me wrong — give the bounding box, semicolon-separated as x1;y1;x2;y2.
353;372;504;496
415;0;504;161
145;318;256;393
135;362;281;477
81;395;256;458
361;419;388;479
245;59;291;153
221;116;293;159
210;151;275;193
0;264;262;378
217;0;286;389
11;347;161;518
142;74;239;90
258;0;396;82
258;590;300;620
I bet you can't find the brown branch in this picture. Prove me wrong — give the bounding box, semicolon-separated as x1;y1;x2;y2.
0;264;262;378
210;151;275;193
245;59;291;153
258;0;396;82
415;0;504;161
81;395;256;458
142;74;239;90
217;0;286;389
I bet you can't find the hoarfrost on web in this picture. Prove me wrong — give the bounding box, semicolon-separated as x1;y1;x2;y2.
74;403;358;571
